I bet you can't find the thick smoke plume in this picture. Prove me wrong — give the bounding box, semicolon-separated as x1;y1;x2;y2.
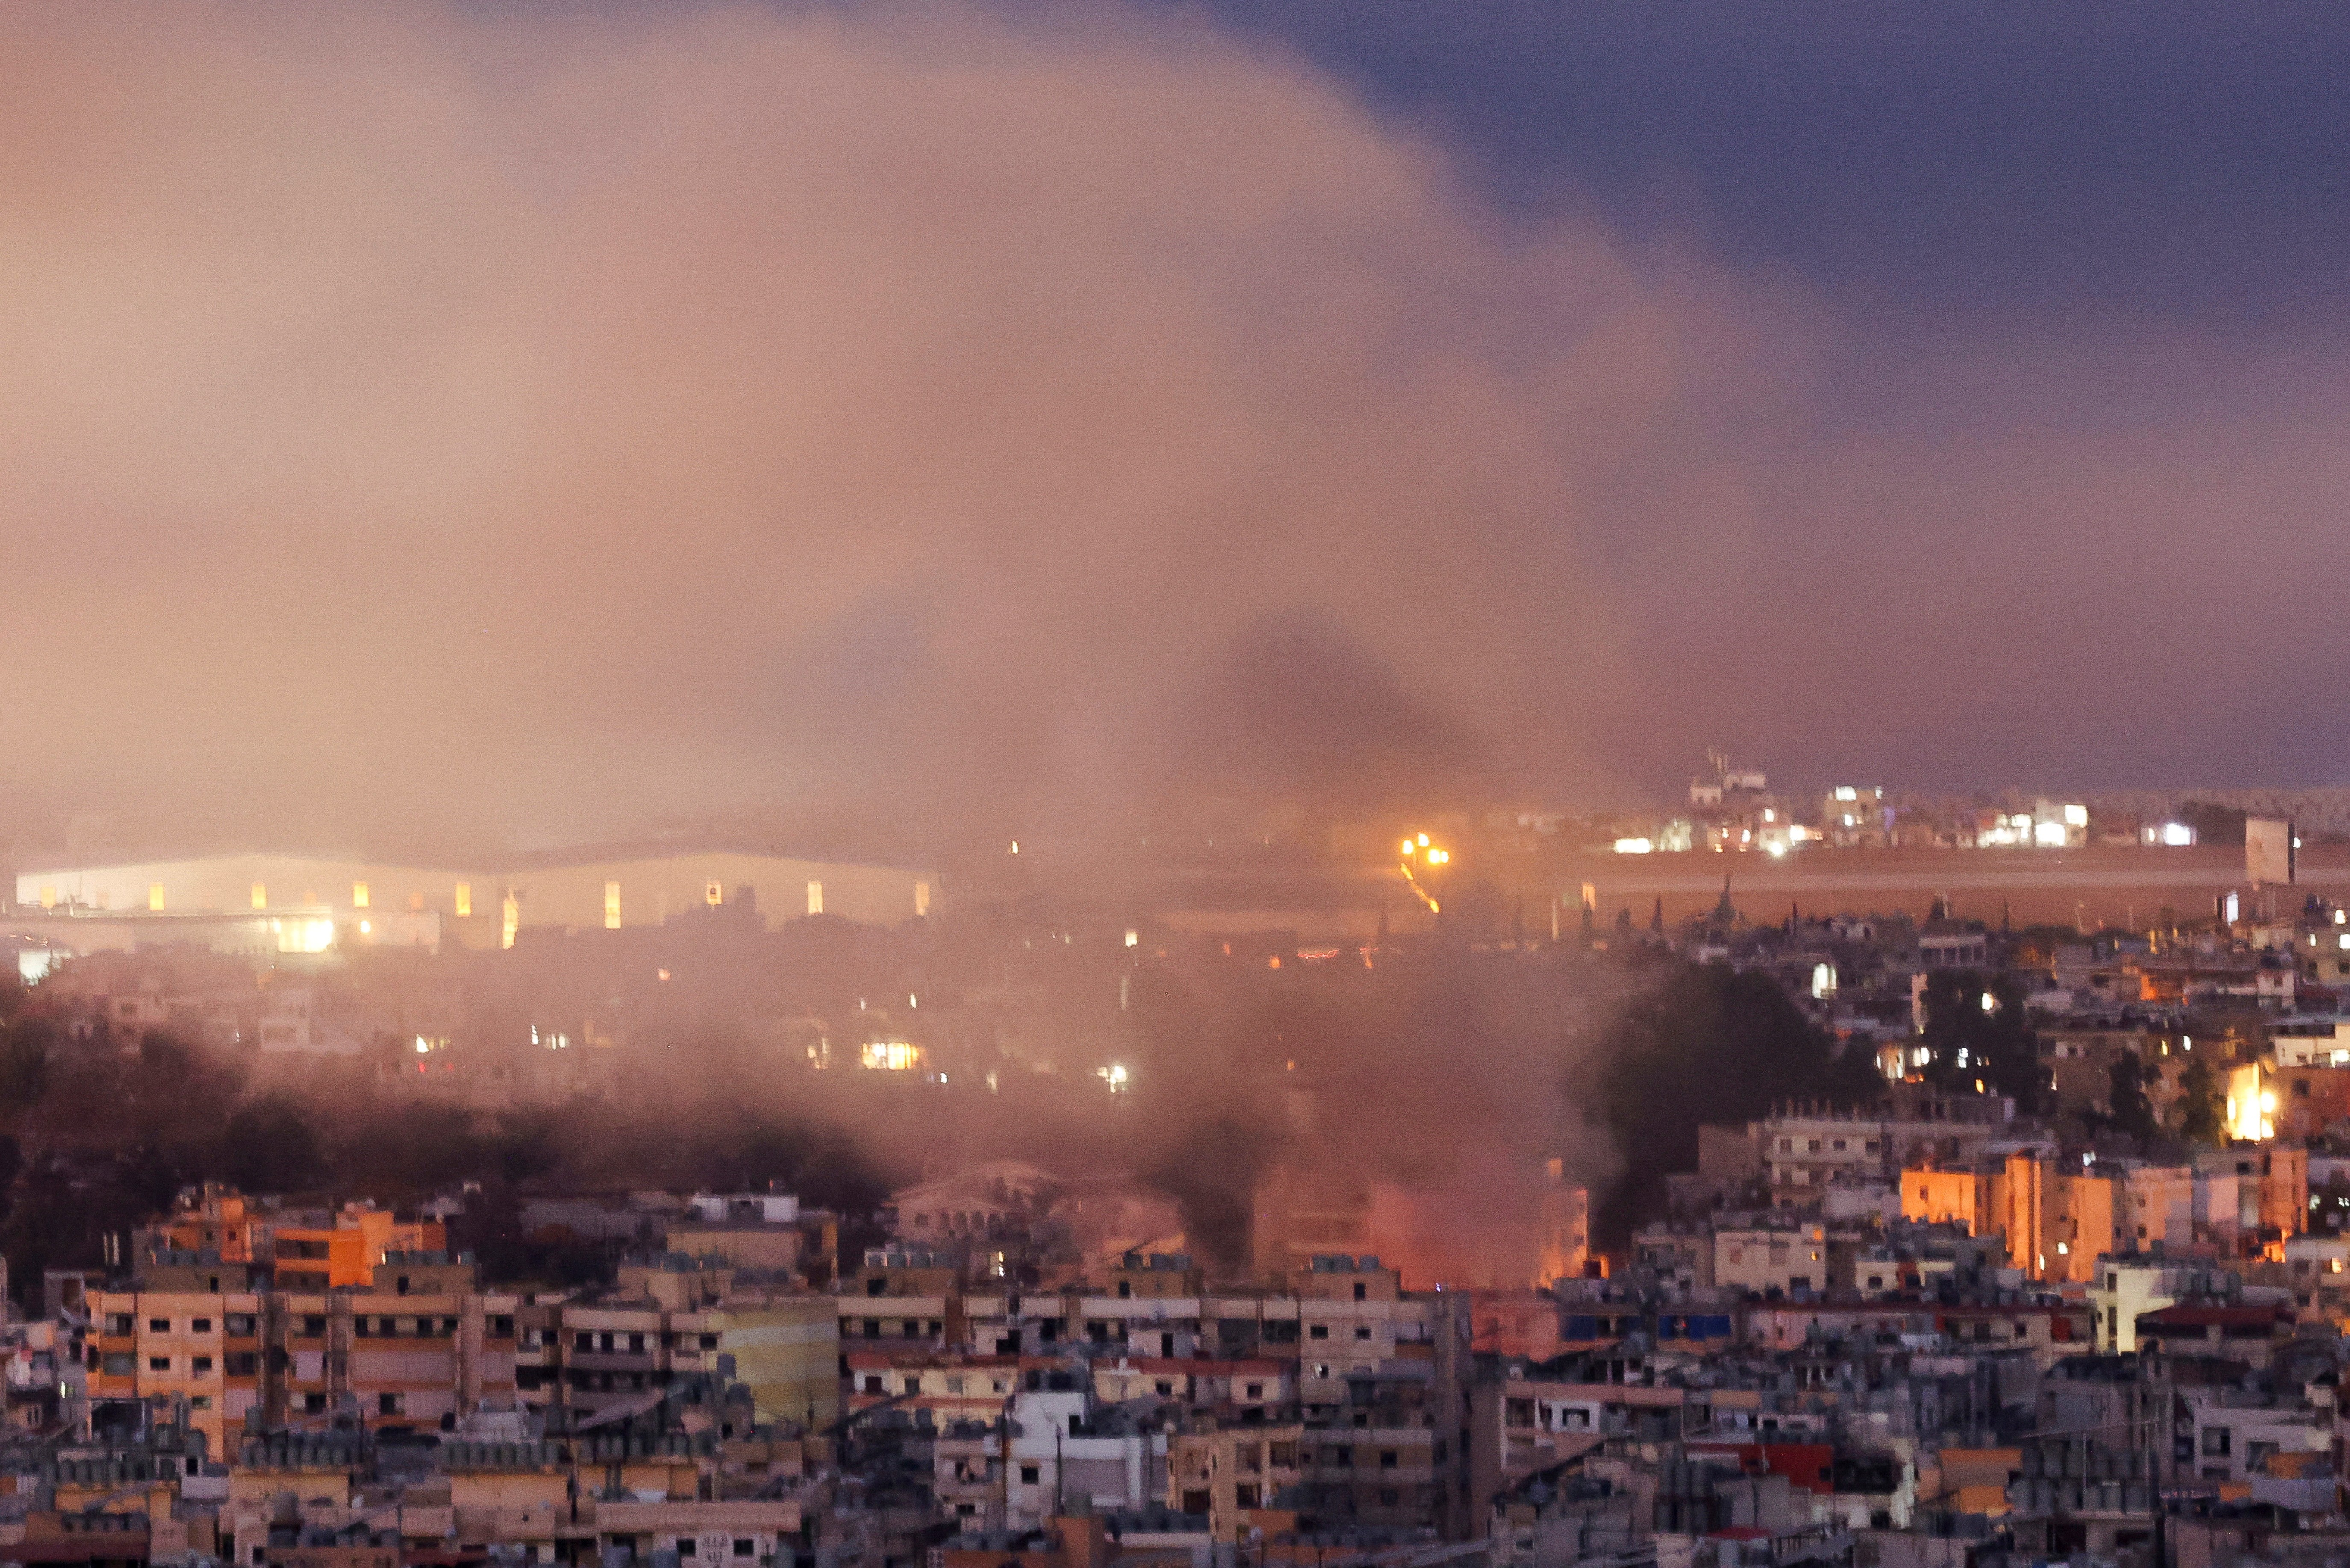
0;0;1656;856
3;2;2348;857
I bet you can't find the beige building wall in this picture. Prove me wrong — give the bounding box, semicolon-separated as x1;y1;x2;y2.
14;849;940;952
86;1289;267;1456
15;856;487;919
501;852;934;934
712;1297;840;1430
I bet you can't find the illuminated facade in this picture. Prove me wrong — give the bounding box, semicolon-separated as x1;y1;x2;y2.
271;1204;448;1291
11;846;941;955
1901;1153;2113;1283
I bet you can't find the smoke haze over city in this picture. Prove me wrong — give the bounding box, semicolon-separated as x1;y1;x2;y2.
5;3;2349;864
10;16;2350;1554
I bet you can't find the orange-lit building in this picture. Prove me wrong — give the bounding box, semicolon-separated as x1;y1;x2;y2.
2042;1166;2113;1284
150;1186;264;1264
273;1204;446;1291
1469;1291;1566;1360
2274;1066;2350;1140
1901;1167;1992;1234
1901;1154;2111;1283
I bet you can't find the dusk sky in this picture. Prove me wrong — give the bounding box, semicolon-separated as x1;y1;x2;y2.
3;1;2346;853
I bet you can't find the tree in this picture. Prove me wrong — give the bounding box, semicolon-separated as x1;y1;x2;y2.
2178;1055;2224;1144
1594;961;1882;1241
217;1097;326;1195
2108;1054;2159;1144
1915;971;2042;1111
0;1020;51;1122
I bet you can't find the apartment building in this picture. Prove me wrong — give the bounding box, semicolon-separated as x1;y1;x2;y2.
1757;1103;2005;1205
91;1283;833;1446
86;1290;267;1453
1712;1226;1829;1296
1164;1422;1305;1541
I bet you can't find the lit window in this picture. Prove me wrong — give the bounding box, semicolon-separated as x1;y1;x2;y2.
276;919;334;954
148;883;165;912
807;881;824;917
38;887;54;909
604;881;622;931
352;882;369;909
705;881;723;906
455;882;472;918
251;883;267;909
501;893;519;950
915;881;931;917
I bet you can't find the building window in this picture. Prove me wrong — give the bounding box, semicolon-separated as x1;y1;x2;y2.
916;881;931;917
149;1318;170;1333
148;1357;170;1371
148;884;165;911
705;881;723;906
192;1357;214;1374
352;882;369;908
191;1318;212;1333
807;881;824;916
455;882;472;917
251;883;267;909
605;882;622;930
1021;1465;1041;1484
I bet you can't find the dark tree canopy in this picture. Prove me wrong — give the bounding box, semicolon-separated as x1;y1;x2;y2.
1593;961;1880;1242
1914;971;2042;1112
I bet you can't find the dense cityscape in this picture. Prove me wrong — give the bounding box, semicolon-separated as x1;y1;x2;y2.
0;808;2334;1568
5;7;2346;1568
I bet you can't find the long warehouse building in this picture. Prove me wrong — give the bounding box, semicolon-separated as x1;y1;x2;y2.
9;845;937;956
